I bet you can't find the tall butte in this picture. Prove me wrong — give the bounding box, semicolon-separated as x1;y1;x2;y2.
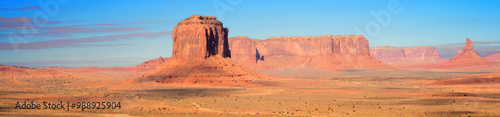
443;38;489;67
143;15;259;84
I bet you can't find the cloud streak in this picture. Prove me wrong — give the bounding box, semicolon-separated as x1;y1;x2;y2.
1;17;168;37
0;6;43;11
0;31;173;50
441;41;500;46
0;16;61;30
1;60;133;68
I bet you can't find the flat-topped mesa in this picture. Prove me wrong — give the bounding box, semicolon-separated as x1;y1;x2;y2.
176;15;221;26
262;35;369;56
172;15;230;59
136;57;167;68
228;35;387;71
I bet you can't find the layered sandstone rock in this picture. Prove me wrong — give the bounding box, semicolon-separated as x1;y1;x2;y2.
441;38;490;68
370;46;447;65
456;47;463;55
229;35;388;71
144;15;258;84
484;53;500;62
172;15;230;58
454;38;478;56
464;38;474;51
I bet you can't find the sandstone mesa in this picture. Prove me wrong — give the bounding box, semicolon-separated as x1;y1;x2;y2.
228;35;389;71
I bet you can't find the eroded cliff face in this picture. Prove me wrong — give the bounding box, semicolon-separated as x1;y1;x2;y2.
172;15;230;59
463;38;474;52
370;46;447;65
144;15;258;84
441;38;490;68
261;35;369;56
229;35;388;71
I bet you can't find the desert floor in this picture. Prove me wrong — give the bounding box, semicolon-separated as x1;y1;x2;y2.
1;69;500;116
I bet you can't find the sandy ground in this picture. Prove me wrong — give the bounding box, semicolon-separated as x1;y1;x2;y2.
1;68;500;116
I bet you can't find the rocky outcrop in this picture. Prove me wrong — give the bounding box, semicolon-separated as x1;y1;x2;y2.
484;53;500;62
370;46;447;64
136;57;169;68
229;35;388;71
454;38;478;56
464;38;474;51
456;47;463;55
441;38;490;68
172;15;230;58
144;15;259;84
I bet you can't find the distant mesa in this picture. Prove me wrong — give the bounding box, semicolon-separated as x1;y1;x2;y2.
136;57;169;68
484;53;500;62
143;15;259;84
229;35;389;71
370;46;447;65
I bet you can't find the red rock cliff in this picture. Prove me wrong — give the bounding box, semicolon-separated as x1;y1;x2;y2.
261;35;369;56
229;35;388;71
172;15;230;59
370;46;447;64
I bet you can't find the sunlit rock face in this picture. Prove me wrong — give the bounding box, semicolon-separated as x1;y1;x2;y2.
229;35;389;71
172;15;230;59
144;15;259;85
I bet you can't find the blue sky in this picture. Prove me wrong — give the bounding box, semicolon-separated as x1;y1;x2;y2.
1;0;499;67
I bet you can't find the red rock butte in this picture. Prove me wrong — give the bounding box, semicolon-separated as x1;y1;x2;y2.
172;15;230;58
229;35;389;71
441;38;490;67
143;15;259;84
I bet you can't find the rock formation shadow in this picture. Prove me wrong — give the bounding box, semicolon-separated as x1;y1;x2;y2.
255;49;264;63
137;88;242;99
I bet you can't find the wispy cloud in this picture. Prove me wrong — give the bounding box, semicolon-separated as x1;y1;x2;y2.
434;45;500;59
1;60;133;68
1;17;169;37
440;41;500;46
41;26;144;36
0;16;61;30
0;31;173;50
0;6;43;11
